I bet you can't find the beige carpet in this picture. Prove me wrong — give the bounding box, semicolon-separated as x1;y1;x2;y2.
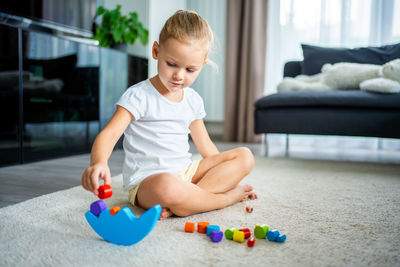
0;157;399;266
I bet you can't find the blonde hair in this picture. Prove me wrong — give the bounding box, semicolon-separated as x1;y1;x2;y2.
159;10;214;57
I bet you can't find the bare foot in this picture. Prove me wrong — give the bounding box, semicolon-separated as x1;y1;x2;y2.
224;184;254;206
159;207;174;220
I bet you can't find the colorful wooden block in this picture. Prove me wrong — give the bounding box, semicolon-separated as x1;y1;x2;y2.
206;225;220;236
233;230;245;243
239;228;251;239
210;231;223;243
254;224;269;239
198;222;210;234
85;204;161;246
246;206;253;213
224;228;237;240
276;234;286;243
98;184;113;199
247;237;255;247
185;222;195;233
266;229;280;241
110;206;121;215
90;200;107;217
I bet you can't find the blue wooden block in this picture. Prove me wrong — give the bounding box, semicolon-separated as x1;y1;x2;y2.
90;200;107;217
206;225;220;236
85;204;162;246
276;234;286;243
266;229;280;241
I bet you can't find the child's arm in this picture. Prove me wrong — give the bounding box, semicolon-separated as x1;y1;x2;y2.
82;106;133;195
189;119;219;158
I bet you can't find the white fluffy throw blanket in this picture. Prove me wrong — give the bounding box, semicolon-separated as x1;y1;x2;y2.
278;58;400;93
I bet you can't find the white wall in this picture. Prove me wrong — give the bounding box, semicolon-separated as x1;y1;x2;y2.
187;0;226;122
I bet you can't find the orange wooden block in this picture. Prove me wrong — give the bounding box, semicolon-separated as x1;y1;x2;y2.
109;206;121;215
197;222;210;234
185;222;195;233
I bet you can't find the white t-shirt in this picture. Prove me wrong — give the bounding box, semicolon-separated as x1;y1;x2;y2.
116;79;206;191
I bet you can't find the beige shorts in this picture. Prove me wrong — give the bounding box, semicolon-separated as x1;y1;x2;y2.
128;160;200;207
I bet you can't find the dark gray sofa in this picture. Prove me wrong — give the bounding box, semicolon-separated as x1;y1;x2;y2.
254;43;400;142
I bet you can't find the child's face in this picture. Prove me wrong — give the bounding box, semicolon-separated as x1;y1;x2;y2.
152;38;207;93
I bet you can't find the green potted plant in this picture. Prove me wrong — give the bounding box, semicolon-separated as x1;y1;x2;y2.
93;5;149;48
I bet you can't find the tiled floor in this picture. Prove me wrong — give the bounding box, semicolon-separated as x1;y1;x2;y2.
0;135;399;208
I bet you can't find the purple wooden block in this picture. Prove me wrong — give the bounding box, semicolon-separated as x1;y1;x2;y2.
206;225;220;236
210;230;223;243
90;200;107;217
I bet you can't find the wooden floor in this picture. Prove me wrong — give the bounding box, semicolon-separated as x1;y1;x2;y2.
0;137;399;208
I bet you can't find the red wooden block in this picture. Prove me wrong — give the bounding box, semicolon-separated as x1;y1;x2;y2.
240;228;251;239
98;184;112;199
247;237;255;247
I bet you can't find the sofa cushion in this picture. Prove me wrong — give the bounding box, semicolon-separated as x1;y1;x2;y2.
284;61;302;77
255;90;400;110
301;43;400;75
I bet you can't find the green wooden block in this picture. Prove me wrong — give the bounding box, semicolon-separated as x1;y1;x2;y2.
224;228;237;240
254;224;269;239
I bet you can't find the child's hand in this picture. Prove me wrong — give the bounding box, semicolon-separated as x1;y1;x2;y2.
81;163;111;196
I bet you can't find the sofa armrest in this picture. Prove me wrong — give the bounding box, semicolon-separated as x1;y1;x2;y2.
283;61;302;78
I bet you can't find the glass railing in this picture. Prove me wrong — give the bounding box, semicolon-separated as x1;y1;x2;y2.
0;12;148;166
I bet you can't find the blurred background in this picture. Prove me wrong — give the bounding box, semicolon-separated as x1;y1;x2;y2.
0;0;399;167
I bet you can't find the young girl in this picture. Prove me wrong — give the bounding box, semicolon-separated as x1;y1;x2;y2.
82;10;257;220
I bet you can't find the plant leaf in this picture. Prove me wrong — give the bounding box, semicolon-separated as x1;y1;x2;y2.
97;6;105;16
112;25;123;42
140;29;149;45
94;5;149;48
130;12;138;24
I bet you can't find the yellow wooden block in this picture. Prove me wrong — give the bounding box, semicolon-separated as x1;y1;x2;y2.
233;230;245;243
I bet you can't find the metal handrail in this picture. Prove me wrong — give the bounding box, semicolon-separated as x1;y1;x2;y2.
0;11;98;46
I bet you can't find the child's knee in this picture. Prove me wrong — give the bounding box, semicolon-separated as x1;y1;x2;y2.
236;147;255;173
154;173;187;206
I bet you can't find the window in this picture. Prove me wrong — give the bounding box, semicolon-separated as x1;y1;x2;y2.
265;0;399;94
